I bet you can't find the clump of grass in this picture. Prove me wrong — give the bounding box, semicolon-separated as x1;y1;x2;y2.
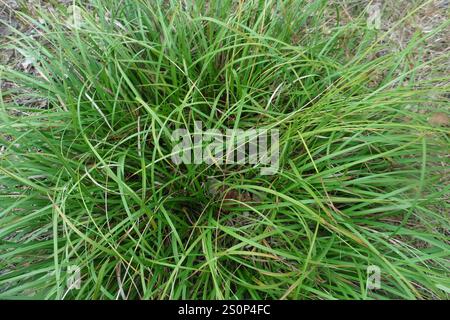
0;0;449;299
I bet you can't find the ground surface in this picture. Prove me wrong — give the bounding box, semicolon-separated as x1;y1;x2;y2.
2;0;449;102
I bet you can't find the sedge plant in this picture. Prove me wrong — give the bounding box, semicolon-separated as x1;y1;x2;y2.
0;0;449;299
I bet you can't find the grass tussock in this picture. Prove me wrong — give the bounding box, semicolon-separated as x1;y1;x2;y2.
0;0;449;299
